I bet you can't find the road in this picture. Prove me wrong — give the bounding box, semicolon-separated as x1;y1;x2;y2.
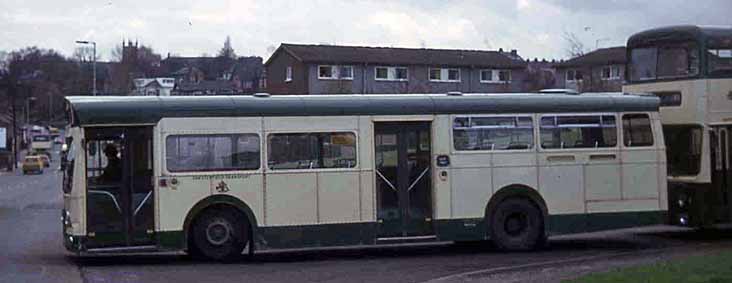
1;147;732;282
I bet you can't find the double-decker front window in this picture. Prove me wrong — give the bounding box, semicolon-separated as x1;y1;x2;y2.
629;42;700;82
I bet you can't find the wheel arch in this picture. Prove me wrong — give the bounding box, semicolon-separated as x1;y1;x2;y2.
183;195;258;250
484;184;548;224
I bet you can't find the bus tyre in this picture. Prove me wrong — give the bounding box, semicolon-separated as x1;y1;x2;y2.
489;198;543;251
191;207;249;261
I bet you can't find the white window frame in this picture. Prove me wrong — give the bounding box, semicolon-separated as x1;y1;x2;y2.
480;69;512;84
566;69;583;82
285;66;293;82
318;65;353;80
601;65;621;81
451;114;535;153
429;68;461;82
374;66;408;81
538;113;620;152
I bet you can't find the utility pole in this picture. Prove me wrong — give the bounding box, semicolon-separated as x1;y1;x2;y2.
9;83;18;169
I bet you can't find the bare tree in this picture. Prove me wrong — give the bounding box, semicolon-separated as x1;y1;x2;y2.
72;46;99;62
563;31;587;58
110;45;123;62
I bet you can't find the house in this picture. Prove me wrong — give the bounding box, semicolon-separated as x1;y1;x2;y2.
554;46;627;92
160;55;263;95
264;43;528;95
132;77;175;96
172;80;239;96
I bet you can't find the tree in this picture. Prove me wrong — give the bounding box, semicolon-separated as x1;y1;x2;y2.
218;36;237;59
563;31;587;58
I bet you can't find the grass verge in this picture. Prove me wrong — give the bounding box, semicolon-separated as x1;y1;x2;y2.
564;251;732;283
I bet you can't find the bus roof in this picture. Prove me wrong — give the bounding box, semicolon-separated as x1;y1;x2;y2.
627;25;732;48
65;93;660;126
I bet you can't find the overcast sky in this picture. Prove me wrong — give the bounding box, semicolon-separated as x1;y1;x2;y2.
1;0;731;61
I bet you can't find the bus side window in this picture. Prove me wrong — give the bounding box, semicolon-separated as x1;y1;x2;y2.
622;114;654;147
539;115;617;149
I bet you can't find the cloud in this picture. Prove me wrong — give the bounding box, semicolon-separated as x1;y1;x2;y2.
0;0;731;61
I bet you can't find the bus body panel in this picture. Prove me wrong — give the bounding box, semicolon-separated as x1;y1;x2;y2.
157;117;264;233
707;79;732;124
624;80;707;125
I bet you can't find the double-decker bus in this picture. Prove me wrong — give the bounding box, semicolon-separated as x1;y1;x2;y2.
61;93;666;260
624;25;732;227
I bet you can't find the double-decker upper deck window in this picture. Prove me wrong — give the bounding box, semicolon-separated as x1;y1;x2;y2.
540;115;617;149
623;114;654;147
453;116;534;151
268;132;357;170
629;42;699;82
166;134;260;172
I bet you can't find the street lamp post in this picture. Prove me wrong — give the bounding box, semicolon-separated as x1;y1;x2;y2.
75;40;97;96
25;96;36;125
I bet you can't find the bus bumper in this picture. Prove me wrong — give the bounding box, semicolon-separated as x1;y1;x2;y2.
62;209;84;253
668;181;722;227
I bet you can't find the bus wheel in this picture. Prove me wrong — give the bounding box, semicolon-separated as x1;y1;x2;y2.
489;198;543;251
191;207;249;261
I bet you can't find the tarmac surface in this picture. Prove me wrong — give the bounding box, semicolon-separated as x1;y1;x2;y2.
1;145;732;282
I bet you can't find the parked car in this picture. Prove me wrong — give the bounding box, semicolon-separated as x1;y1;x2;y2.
38;155;50;167
22;156;44;175
32;150;51;162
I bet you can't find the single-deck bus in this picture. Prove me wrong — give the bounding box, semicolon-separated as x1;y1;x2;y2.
624;25;732;227
61;93;666;260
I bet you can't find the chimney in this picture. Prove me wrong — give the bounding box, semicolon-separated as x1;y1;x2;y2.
498;48;504;53
511;49;518;56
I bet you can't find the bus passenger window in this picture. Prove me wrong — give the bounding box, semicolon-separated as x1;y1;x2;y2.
540;115;617;149
165;134;260;172
267;132;357;170
622;114;654;147
453;116;533;151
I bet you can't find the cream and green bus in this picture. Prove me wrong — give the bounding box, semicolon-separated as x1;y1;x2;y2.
61;93;666;260
624;25;732;227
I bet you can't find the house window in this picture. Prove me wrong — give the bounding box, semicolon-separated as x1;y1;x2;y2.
480;69;512;83
285;66;292;82
601;66;621;80
429;68;461;82
318;65;353;80
566;69;583;82
375;66;408;81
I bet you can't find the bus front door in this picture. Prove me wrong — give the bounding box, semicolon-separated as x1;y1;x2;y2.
84;127;155;249
374;122;433;238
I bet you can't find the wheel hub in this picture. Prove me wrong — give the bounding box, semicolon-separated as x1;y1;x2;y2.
205;219;233;246
505;212;528;236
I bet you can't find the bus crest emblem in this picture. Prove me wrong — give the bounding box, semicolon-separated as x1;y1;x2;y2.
215;181;230;193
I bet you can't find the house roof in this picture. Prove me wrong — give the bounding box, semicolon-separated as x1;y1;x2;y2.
267;43;527;69
555;46;627;68
175;80;237;92
65;93;659;126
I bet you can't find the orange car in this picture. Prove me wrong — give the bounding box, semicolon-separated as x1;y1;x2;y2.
22;156;44;175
